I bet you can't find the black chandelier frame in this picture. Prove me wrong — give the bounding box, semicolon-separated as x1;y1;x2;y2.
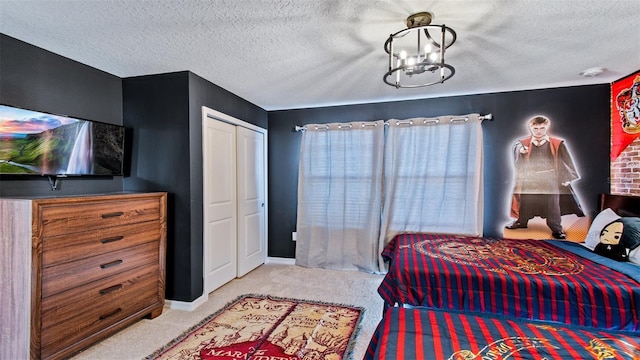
383;12;457;88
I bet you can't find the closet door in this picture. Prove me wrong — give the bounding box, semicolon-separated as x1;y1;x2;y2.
236;127;266;276
202;106;268;295
203;119;237;294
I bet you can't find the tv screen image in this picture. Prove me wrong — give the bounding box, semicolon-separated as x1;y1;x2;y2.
0;104;124;176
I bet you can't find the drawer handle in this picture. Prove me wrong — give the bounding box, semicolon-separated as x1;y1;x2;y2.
100;259;123;269
99;307;122;320
99;284;123;295
101;212;124;218
101;235;124;244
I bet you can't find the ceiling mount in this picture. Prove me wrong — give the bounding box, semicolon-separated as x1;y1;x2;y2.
384;12;457;89
579;67;606;77
406;12;433;28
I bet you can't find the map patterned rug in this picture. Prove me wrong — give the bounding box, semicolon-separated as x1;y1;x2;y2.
146;294;364;360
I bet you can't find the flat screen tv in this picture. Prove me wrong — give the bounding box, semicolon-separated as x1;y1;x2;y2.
0;104;125;176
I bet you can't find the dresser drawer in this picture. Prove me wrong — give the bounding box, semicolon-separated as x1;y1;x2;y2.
43;221;161;267
42;241;159;298
42;266;160;332
40;275;160;359
39;197;161;237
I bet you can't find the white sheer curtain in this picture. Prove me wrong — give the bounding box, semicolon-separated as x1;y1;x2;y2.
377;114;484;271
295;121;384;272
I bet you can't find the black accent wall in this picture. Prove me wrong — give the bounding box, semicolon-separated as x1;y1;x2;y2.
122;71;267;302
0;34;123;196
267;86;611;258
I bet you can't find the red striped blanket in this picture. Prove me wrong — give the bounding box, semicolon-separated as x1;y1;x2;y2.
365;307;640;359
377;233;640;331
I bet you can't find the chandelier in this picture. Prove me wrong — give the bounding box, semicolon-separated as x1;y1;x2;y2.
384;12;457;88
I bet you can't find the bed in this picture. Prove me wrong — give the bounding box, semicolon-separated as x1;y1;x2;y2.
365;307;640;360
376;194;640;332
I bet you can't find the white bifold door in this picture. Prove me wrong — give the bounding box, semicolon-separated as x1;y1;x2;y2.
202;107;267;295
236;126;267;276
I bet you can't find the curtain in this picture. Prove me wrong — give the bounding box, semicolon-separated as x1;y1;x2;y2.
377;114;484;271
295;114;484;274
295;121;385;272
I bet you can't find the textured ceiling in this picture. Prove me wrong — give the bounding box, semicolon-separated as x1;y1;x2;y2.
0;0;638;111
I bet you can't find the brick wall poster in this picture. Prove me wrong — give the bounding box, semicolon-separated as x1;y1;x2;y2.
611;69;640;196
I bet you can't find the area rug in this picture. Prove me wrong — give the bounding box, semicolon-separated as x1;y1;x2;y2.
146;294;365;360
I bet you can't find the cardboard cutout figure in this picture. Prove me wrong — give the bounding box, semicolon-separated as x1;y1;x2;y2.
507;115;584;240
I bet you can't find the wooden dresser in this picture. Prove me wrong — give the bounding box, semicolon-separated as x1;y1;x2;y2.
0;192;167;360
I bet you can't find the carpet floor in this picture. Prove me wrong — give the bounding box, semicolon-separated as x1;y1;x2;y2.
70;263;385;360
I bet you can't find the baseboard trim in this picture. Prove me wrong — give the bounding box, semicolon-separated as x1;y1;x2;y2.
165;293;207;311
266;257;295;265
165;259;295;311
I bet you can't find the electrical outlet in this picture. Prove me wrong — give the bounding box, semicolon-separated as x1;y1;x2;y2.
292;232;297;241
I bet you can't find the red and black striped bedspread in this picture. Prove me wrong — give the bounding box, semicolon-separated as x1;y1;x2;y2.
377;233;640;331
365;307;640;360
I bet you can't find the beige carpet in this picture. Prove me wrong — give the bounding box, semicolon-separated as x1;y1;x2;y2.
70;263;385;360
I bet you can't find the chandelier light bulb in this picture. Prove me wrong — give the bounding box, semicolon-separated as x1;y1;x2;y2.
424;44;432;55
429;52;439;62
407;57;415;66
400;50;407;59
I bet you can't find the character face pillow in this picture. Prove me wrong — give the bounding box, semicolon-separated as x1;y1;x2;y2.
594;217;640;262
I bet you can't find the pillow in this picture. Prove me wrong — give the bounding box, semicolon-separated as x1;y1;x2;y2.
590;216;640;263
584;208;620;250
593;219;629;261
630;247;640;266
620;217;640;251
